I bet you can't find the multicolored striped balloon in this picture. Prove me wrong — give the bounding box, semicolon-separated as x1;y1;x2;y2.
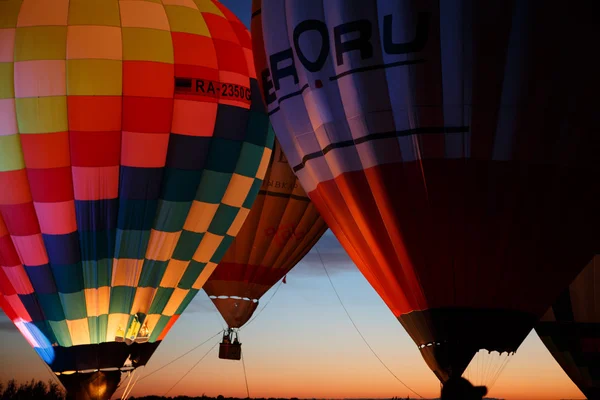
252;0;599;384
0;0;273;397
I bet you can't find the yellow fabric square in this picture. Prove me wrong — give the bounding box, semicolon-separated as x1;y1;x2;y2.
193;232;223;263
15;96;67;134
84;287;110;317
226;207;250;237
192;262;217;289
111;258;143;287
193;0;224;17
145;230;181;262
221;173;254;208
256;148;273;179
67;26;122;60
17;0;68;27
162;0;198;8
67;0;120;27
107;313;130;341
162;288;188;316
0;134;25;172
160;259;188;288
122;28;174;63
67;59;122;96
164;5;209;36
183;201;219;233
0;63;14;99
0;1;22;29
131;287;155;314
14;26;67;61
143;314;161;338
120;1;170;31
66;319;91;346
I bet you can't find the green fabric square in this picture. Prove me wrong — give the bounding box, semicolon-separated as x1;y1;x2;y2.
161;168;202;202
115;229;151;259
242;178;264;209
37;293;65;321
195;170;231;203
149;315;170;342
154;200;192;232
53;263;84;294
177;261;206;290
234;142;265;177
148;287;174;315
88;315;108;344
82;259;112;289
138;260;169;288
109;286;136;314
210;235;235;263
205;138;242;173
59;291;87;320
208;204;239;236
175;289;200;315
48;320;72;347
172;231;204;261
244;112;274;148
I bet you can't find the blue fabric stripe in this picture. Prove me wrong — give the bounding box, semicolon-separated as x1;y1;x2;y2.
75;199;118;231
160;168;203;202
24;264;57;294
42;232;80;265
119;167;163;200
165;135;212;170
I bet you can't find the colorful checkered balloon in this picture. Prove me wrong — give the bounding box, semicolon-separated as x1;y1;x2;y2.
0;0;274;394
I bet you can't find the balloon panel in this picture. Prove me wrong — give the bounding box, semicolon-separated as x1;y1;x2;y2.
253;0;599;381
0;0;274;373
536;256;600;399
204;139;328;328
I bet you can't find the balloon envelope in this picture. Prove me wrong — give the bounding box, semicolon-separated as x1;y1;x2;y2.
204;138;328;328
0;0;273;397
536;256;600;400
252;0;599;382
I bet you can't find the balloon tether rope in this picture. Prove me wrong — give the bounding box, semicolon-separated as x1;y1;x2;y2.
315;245;424;399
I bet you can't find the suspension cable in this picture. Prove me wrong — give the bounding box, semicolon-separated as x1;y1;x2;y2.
137;330;221;383
163;340;219;397
314;245;424;399
241;279;284;331
241;349;251;398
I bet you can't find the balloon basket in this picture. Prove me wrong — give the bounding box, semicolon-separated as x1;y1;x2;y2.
219;342;242;360
219;328;242;360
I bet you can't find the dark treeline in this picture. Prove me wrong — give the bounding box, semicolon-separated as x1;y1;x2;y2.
0;379;64;400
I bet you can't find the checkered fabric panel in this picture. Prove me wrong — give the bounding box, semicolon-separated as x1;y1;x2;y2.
0;0;273;364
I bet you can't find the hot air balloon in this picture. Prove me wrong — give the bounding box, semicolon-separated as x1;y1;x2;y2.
203;138;328;360
536;255;600;400
251;0;599;385
0;0;274;398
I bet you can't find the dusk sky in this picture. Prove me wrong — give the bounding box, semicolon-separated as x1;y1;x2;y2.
0;2;587;400
0;230;586;400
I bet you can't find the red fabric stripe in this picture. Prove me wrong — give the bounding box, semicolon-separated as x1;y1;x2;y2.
207;262;287;287
0;234;20;267
27;167;74;202
309;160;596;318
122;96;174;133
70;131;121;167
0;203;40;236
